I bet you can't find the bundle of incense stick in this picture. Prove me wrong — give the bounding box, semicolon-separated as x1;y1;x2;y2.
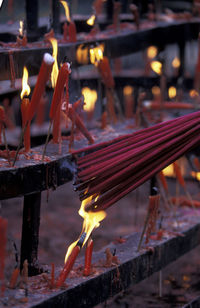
73;111;200;212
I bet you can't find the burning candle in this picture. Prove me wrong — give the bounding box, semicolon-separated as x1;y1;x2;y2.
56;245;80;287
60;0;77;43
28;53;54;123
83;238;93;276
98;56;115;89
82;87;97;123
21;66;31;152
0;216;8;296
172;56;180;77
17;20;27;47
123;85;134;119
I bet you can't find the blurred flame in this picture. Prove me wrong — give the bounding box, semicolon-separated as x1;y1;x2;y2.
49;38;59;88
172;57;180;68
168;86;176;99
19;20;23;37
60;0;71;22
191;171;200;181
87;14;96;26
147;46;158;59
90;44;104;66
151;61;162;75
189;89;199;98
21;66;30;99
162;164;175;177
123;85;133;96
65;194;106;263
82;87;97;112
152;86;161;97
76;44;89;64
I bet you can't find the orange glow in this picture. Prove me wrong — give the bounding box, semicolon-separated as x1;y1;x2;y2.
151;61;162;75
123;85;133;96
162;164;175;177
152;86;161;96
168;86;176;99
82;87;97;112
87;14;96;26
76;44;89;65
172;57;180;68
21;66;30;99
191;171;200;181
65;194;106;263
147;46;158;59
49;38;59;88
60;0;71;22
189;89;199;98
19;20;23;37
89;44;104;66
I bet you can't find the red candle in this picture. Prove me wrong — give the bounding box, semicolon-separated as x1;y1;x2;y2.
68;105;94;144
35;94;47;126
83;238;93;276
28;53;54;122
21;98;30;152
68;21;77;42
98;57;115;89
63;22;68;42
0;217;8;296
56;246;80;288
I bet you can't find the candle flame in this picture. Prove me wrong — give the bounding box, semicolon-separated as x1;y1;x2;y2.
82;87;97;112
60;0;71;22
172;57;180;68
87;14;96;26
191;171;200;181
162;164;175;177
151;61;162;75
64;194;106;263
19;20;24;37
49;38;59;88
90;44;104;66
21;66;30;99
168;86;176;99
147;46;158;59
189;89;199;98
123;85;133;96
152;86;161;97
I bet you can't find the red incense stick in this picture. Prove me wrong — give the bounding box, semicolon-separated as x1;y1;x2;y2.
83;238;93;276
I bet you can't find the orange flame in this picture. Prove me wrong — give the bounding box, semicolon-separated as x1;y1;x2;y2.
191;171;200;181
64;194;106;263
147;46;158;59
168;86;176;99
82;87;97;112
152;86;161;97
172;57;180;68
21;66;30;99
49;38;59;88
189;89;199;98
90;44;104;66
87;14;96;26
151;61;162;75
60;0;71;22
123;85;133;96
162;164;175;177
19;20;24;37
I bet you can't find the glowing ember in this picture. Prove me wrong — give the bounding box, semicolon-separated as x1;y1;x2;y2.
189;89;199;98
162;164;175;177
168;86;176;99
172;57;180;68
191;171;200;181
89;44;104;66
123;85;133;96
60;0;71;22
21;67;30;99
82;87;97;112
19;20;24;37
152;86;161;96
87;14;96;26
64;195;106;263
49;38;59;88
147;46;158;59
151;61;162;75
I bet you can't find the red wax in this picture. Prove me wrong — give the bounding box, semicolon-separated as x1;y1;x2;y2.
56;246;80;287
0;106;6;145
21;98;30;152
63;21;77;43
35;94;47;126
28;53;54;122
83;239;93;276
98;57;115;88
0;217;8;296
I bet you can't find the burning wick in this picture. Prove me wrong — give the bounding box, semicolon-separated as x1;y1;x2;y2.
21;66;31;153
60;0;77;43
17;20;27;47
